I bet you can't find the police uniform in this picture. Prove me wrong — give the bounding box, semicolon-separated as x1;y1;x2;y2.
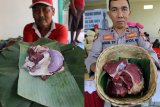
85;26;160;76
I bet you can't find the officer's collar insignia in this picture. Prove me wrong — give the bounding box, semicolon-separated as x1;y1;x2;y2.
126;28;130;33
110;27;114;32
126;32;137;39
103;34;114;40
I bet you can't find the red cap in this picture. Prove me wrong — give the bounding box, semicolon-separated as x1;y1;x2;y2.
94;24;99;29
30;0;53;8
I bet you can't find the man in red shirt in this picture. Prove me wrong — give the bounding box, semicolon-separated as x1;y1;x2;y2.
23;0;68;44
69;0;84;44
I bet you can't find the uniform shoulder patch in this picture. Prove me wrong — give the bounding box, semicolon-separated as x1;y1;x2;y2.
126;32;137;39
103;34;114;40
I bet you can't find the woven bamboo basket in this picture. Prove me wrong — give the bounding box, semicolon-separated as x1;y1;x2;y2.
95;45;157;106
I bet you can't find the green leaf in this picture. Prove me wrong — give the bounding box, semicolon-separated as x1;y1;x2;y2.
0;44;32;107
61;44;85;92
0;42;20;67
98;71;109;91
0;38;84;107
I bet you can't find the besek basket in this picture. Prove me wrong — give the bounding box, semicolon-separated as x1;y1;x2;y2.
95;45;157;106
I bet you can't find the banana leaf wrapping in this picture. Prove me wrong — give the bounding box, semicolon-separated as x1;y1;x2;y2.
0;38;84;107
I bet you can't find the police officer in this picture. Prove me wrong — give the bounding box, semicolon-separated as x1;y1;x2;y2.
85;0;160;77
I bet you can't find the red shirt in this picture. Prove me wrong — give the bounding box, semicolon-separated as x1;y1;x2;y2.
74;0;84;10
23;23;68;44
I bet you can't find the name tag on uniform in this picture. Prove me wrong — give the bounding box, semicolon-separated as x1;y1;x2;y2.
126;32;137;39
103;34;114;40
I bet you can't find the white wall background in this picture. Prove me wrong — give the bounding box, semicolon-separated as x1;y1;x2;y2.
129;1;160;41
106;0;160;42
0;0;59;40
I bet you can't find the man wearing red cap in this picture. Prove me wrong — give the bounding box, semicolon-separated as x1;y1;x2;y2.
69;0;84;44
23;0;68;44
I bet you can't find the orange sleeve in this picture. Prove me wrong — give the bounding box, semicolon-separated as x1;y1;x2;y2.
23;24;33;42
